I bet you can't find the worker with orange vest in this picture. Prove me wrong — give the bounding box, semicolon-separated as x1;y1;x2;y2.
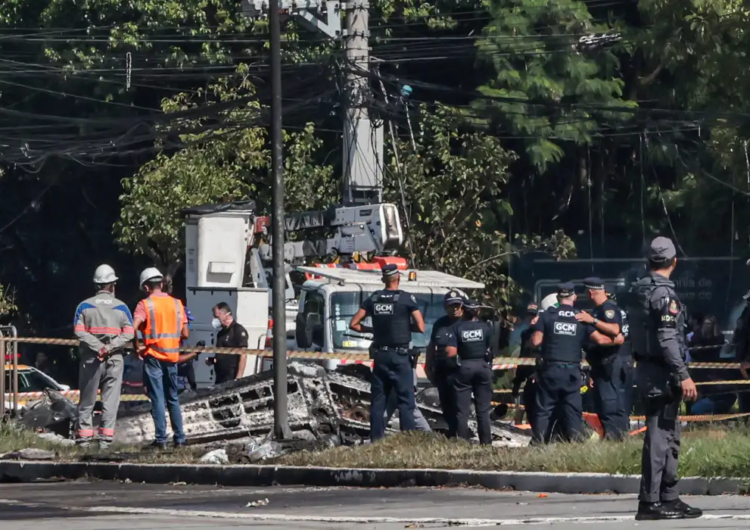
132;267;189;450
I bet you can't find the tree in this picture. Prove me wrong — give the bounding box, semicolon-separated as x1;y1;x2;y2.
385;105;575;308
115;73;337;282
474;0;634;172
0;285;16;317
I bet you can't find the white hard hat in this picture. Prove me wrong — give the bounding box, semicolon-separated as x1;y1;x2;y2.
139;267;163;287
93;264;118;284
540;293;559;312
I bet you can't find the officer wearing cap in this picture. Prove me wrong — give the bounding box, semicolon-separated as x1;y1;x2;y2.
350;264;426;441
426;289;466;437
628;237;701;521
530;282;621;444
512;303;541;426
444;299;494;444
576;277;629;440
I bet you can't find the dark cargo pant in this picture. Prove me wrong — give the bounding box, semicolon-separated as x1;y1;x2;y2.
532;363;583;444
370;349;416;441
452;359;493;445
640;396;681;503
433;361;458;437
591;356;632;440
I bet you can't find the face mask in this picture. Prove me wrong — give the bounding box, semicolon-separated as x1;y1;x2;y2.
212;318;223;331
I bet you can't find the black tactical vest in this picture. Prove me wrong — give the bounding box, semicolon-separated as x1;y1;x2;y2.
455;320;491;361
371;290;412;347
618;307;632;358
627;273;686;362
541;306;587;363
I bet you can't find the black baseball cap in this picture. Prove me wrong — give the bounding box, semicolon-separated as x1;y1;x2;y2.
444;290;465;305
557;282;576;297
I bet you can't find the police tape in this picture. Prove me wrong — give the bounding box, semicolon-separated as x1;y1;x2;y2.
6;390;150;404
495;403;750;424
0;336;744;370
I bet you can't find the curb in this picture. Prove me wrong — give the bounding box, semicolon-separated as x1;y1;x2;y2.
0;460;746;495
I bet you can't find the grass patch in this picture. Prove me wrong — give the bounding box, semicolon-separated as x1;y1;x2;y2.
0;423;205;464
277;429;750;478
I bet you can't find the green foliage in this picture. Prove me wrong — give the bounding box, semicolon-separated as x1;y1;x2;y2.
475;0;634;171
386;105;575;307
115;72;337;278
0;285;16;317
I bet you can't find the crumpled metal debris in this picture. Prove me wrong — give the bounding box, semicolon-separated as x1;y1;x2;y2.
1;448;57;460
20;390;78;437
247;440;284;462
199;449;229;465
114;362;530;448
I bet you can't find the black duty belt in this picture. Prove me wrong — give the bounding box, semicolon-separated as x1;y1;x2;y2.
374;345;410;354
539;359;580;368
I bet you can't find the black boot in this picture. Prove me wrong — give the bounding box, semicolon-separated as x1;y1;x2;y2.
147;440;168;451
664;498;703;519
635;501;685;521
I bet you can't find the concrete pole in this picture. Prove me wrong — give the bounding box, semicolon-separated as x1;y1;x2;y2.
269;0;292;440
343;1;382;205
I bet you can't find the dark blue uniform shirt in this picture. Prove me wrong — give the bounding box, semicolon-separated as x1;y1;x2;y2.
532;306;596;363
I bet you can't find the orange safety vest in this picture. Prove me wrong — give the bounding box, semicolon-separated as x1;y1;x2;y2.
143;294;184;363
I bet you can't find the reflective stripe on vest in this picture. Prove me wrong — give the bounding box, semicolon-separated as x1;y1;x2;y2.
143;295;182;362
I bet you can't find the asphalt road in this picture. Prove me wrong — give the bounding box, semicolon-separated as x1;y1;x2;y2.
2;482;750;529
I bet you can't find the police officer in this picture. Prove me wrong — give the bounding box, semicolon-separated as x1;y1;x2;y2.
427;290;466;437
511;303;540;426
349;264;426;441
576;277;628;440
530;282;621;444
734;265;750;412
628;237;701;521
445;300;493;444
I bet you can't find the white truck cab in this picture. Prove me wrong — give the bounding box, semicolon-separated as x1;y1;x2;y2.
278;264;485;377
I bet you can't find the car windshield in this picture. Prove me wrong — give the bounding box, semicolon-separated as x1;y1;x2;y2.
331;291;446;350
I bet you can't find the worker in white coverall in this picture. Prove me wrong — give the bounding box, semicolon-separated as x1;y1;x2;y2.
73;265;135;449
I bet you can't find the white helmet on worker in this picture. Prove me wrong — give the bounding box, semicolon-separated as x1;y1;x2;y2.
93;264;118;285
139;267;163;288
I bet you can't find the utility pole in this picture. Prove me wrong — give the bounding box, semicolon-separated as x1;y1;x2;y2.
269;0;292;440
343;1;382;206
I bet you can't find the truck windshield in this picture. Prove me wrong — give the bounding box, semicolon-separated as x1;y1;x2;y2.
331;291;445;350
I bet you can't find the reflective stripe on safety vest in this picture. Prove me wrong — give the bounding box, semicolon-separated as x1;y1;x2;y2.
143;295;183;362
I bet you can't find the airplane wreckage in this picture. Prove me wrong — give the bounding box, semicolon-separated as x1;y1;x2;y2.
110;363;531;448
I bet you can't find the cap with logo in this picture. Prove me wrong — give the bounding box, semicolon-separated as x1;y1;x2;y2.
647;236;677;262
526;302;539;315
444;290;465;305
185;308;195;322
583;277;604;290
381;263;400;278
557;282;576;297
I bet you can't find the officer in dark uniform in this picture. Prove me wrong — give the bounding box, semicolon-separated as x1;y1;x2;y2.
445;300;493;444
733;268;750;412
512;303;540;427
530;282;621;444
628;237;701;521
617;304;634;432
576;277;628;440
427;290;466;437
349;264;426;441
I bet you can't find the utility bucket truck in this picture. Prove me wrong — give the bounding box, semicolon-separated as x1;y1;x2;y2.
181;200;485;387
